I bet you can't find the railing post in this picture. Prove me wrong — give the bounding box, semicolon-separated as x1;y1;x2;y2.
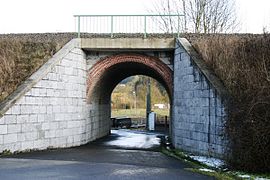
165;115;168;132
77;16;81;38
144;15;147;38
111;16;114;38
177;15;180;38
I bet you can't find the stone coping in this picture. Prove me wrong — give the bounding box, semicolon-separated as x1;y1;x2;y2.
81;38;175;50
0;39;81;118
177;38;230;102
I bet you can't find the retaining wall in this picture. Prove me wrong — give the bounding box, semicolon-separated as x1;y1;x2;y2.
0;39;94;152
172;38;229;157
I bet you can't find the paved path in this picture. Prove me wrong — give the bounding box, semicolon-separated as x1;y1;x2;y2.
0;130;213;180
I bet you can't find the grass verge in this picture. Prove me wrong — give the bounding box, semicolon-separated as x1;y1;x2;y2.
161;147;270;180
111;108;169;118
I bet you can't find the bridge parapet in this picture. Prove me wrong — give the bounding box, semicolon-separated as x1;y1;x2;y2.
74;15;184;38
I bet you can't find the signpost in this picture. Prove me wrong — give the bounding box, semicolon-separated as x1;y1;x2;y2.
146;78;151;129
148;112;156;131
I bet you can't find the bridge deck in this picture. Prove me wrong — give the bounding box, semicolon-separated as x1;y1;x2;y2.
81;38;175;50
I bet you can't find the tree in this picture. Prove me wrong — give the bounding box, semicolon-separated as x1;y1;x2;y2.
111;75;170;109
151;0;238;33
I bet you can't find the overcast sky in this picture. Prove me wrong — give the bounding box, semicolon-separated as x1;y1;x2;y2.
0;0;269;34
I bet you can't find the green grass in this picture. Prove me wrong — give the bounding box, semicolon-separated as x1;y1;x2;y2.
161;147;208;168
160;147;269;180
111;108;169;118
188;168;241;180
0;149;12;156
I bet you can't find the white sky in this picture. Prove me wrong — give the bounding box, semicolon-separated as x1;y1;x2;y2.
0;0;269;34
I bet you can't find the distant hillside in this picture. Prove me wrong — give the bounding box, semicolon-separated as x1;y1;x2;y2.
112;75;169;109
119;76;134;84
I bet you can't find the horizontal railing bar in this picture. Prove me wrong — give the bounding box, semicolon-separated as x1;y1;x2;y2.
74;14;184;17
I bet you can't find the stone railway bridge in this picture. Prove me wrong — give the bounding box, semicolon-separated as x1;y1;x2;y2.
0;37;228;158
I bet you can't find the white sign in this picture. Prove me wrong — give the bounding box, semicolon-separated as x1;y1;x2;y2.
148;112;156;131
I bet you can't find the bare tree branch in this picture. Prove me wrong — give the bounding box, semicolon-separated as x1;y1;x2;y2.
150;0;239;33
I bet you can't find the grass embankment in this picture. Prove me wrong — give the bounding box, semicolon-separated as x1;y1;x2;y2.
111;108;169;118
161;147;239;179
190;34;270;172
0;40;59;101
0;33;76;102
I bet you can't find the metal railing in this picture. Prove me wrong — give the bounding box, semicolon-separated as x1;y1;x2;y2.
74;14;184;38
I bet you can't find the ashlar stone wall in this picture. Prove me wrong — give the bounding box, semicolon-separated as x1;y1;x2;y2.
172;38;229;158
0;39;92;153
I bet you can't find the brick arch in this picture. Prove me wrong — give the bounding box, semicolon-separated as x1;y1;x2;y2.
86;54;173;103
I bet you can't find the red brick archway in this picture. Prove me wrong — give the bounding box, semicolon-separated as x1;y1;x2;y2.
86;54;172;103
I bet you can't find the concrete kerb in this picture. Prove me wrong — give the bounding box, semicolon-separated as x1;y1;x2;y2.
0;38;81;118
176;38;231;103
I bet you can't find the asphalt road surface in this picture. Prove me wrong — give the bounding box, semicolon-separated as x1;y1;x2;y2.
0;130;213;180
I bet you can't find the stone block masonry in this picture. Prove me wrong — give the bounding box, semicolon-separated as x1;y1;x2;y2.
172;38;229;158
0;38;175;154
0;37;229;159
0;39;101;153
